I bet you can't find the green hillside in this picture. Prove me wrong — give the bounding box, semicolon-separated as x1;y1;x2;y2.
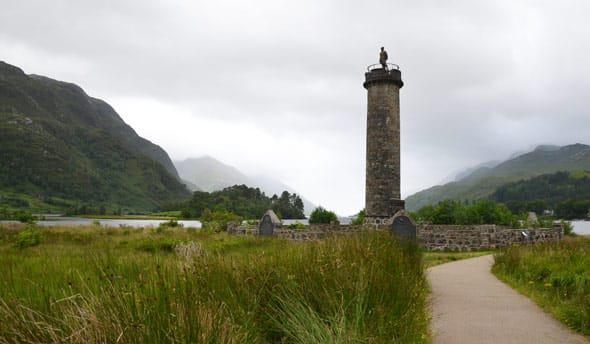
0;61;190;212
491;171;590;219
406;144;590;211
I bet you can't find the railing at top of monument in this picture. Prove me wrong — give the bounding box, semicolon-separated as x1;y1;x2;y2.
367;63;400;72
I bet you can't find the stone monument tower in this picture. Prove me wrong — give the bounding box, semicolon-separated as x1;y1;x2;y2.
363;47;404;225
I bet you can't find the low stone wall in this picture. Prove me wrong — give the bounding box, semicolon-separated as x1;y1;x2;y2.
275;224;366;241
228;221;564;251
228;223;367;241
417;224;564;251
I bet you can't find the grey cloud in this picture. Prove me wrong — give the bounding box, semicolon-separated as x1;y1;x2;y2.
2;0;590;214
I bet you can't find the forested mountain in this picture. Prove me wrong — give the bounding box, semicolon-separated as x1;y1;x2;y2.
406;144;590;211
492;171;590;218
0;61;190;212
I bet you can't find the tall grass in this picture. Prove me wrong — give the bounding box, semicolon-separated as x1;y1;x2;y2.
0;224;428;343
493;236;590;335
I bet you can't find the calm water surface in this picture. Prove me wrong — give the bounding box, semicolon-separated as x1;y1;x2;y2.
1;215;201;228
571;220;590;235
2;216;587;233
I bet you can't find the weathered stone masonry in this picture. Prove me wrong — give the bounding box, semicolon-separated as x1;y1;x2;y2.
417;224;564;251
364;67;405;225
228;221;564;251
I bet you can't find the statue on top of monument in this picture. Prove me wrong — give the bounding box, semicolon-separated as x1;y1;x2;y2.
379;47;388;70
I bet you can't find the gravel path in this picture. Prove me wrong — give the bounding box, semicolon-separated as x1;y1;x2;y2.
427;254;589;344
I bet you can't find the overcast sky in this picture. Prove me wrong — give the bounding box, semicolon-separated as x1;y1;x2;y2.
2;0;590;215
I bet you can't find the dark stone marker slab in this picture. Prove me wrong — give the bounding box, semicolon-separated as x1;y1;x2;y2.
391;215;416;239
259;214;274;236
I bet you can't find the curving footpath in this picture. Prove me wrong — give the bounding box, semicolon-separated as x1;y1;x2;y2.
427;255;589;344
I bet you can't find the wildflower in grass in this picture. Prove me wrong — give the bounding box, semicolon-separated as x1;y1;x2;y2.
544;283;552;288
528;281;534;285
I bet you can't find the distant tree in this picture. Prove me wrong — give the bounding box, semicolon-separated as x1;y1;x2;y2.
555;199;590;220
293;195;305;214
309;206;338;224
180;185;305;219
351;209;365;225
415;199;518;226
271;191;305;219
431;199;460;224
466;199;514;226
493;171;590;210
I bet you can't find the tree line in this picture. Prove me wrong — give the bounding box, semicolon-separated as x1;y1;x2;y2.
411;199;519;226
492;171;590;219
163;184;306;220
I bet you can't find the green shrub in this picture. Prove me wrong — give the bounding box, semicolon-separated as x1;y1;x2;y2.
200;209;242;232
286;222;307;230
15;227;44;249
135;238;177;252
15;211;36;224
152;219;184;234
415;199;519;226
351;209;365;225
309;206;338;224
161;219;182;228
200;221;221;234
562;220;574;236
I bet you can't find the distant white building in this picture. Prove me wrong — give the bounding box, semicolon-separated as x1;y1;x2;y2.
527;212;538;223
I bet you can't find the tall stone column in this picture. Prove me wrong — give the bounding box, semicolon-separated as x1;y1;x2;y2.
363;64;404;225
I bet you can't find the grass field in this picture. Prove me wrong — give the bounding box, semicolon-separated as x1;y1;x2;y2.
0;223;429;343
493;236;590;335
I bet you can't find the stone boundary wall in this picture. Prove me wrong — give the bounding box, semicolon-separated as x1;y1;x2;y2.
275;224;366;241
228;223;367;241
228;222;564;251
417;224;564;251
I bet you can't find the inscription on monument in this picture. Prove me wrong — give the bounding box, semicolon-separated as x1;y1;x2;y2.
259;214;274;236
391;215;416;239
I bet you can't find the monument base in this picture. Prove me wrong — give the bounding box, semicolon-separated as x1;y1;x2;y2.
364;200;405;226
364;216;395;226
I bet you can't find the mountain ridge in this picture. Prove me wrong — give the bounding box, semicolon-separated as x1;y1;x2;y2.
405;143;590;211
0;61;190;211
